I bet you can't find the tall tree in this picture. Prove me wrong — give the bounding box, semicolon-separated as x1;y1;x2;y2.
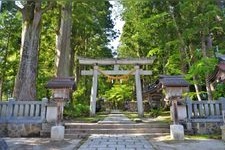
13;1;53;101
56;1;72;77
120;1;225;100
0;2;20;100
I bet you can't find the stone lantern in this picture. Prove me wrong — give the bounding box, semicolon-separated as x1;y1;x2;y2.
46;77;75;141
160;75;189;140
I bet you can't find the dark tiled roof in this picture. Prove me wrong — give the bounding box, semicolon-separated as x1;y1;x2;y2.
218;55;225;62
142;80;162;94
159;75;189;87
46;77;75;90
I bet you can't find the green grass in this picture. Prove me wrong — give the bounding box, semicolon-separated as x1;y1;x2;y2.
123;111;172;124
123;112;139;120
185;134;221;140
64;112;108;123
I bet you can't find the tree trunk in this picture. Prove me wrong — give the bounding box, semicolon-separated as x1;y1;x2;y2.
193;79;202;101
170;9;187;73
170;8;203;100
201;35;213;100
13;1;42;101
56;2;72;77
189;44;202;101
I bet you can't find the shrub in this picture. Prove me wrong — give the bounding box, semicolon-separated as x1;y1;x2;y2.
149;107;162;118
64;102;89;118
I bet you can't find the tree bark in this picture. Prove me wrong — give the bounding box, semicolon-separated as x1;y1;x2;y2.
201;35;213;100
13;1;42;101
169;8;187;73
56;2;72;77
170;7;203;101
189;44;202;101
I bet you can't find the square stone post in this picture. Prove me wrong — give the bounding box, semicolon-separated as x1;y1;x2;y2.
170;98;184;140
135;65;144;117
221;125;225;141
90;65;98;116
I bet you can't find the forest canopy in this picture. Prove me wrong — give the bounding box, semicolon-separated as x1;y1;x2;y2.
0;1;225;106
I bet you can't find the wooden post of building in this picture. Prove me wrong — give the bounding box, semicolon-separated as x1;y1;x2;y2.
135;65;144;117
90;65;98;116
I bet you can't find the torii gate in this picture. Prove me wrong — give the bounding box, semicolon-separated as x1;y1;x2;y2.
79;57;155;117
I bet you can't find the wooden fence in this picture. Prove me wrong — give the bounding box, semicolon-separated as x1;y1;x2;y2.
186;98;225;123
0;98;48;123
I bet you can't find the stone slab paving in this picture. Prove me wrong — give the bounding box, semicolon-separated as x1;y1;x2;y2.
98;113;134;124
3;138;81;150
78;134;154;150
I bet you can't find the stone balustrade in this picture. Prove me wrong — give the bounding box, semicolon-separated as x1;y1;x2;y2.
0;98;58;137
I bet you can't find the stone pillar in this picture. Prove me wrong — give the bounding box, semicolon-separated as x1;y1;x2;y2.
46;103;58;122
41;98;48;122
90;65;98;116
51;125;65;141
221;125;225;141
172;100;178;124
135;65;143;117
170;124;184;140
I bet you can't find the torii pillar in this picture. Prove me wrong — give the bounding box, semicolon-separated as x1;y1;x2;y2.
135;65;144;117
90;65;98;116
78;57;155;116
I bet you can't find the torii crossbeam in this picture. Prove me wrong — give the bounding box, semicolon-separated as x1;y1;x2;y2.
79;57;155;117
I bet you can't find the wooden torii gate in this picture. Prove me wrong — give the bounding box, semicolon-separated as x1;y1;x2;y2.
79;57;155;116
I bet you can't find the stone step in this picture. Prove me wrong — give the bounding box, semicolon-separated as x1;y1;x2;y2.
64;123;170;129
64;133;170;139
65;128;170;134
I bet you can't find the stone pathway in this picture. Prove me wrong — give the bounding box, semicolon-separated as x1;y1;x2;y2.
78;112;154;150
3;112;225;150
78;134;154;150
98;112;134;124
3;138;81;150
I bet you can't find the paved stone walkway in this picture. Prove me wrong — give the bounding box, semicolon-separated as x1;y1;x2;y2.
3;112;225;150
3;138;81;150
78;134;154;150
78;112;153;150
98;113;134;124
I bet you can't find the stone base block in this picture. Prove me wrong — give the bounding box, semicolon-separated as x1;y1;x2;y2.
220;125;225;141
186;122;192;131
170;124;184;140
7;123;41;137
51;125;65;141
0;139;8;150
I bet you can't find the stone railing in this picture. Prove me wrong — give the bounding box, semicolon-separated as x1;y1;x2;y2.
186;98;225;123
186;98;225;134
0;98;50;137
0;98;47;124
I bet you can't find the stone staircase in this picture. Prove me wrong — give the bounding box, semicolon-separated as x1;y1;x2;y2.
64;122;170;138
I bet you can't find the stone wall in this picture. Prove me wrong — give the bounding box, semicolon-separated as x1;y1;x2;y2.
40;122;55;137
0;123;41;137
102;101;151;112
192;122;223;134
0;124;7;137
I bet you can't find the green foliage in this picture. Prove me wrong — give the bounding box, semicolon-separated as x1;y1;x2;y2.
213;84;225;99
149;107;163;118
64;102;89;118
1;1;225;103
0;2;20;99
120;1;225;99
104;84;133;109
186;57;217;84
64;82;91;118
